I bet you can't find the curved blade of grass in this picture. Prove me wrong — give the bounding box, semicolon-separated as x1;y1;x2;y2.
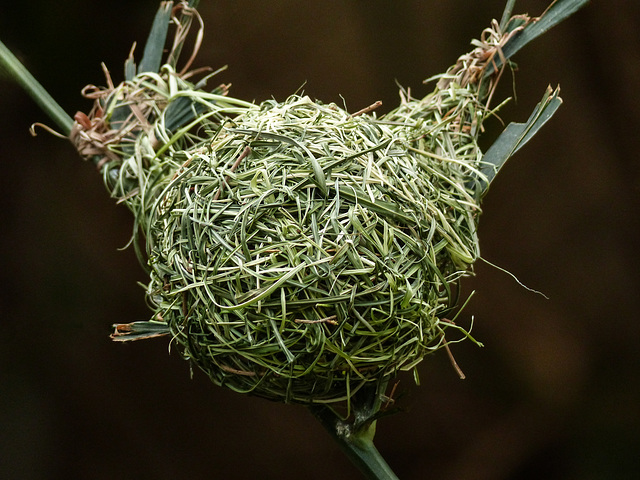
230;128;328;196
480;86;562;189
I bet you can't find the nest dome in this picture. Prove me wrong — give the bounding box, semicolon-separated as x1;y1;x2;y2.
143;94;481;403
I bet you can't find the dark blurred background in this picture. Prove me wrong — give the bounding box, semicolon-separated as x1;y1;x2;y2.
1;1;639;479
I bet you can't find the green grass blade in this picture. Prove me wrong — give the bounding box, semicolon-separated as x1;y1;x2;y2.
499;0;518;31
138;1;174;74
486;0;590;77
0;39;73;135
480;86;562;189
111;320;171;341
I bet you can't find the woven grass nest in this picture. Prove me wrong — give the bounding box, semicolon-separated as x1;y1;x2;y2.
70;1;562;404
154;93;482;403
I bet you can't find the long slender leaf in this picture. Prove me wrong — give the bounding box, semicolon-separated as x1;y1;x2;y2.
138;1;174;74
480;86;562;190
499;0;518;31
486;0;590;76
0;39;73;134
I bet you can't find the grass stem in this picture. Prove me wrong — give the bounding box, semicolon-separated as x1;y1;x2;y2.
310;405;400;480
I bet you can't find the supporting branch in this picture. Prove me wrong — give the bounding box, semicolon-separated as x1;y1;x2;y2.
309;381;400;480
310;405;400;480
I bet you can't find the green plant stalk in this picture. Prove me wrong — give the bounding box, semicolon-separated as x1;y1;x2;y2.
308;381;400;480
310;406;400;480
0;39;73;135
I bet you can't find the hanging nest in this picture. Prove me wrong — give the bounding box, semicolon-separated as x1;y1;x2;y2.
143;91;485;403
69;1;553;404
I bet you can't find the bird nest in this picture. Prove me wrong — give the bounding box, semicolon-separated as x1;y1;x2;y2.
70;1;507;404
142;92;484;402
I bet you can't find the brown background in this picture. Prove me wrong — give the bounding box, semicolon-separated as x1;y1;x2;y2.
1;1;639;479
